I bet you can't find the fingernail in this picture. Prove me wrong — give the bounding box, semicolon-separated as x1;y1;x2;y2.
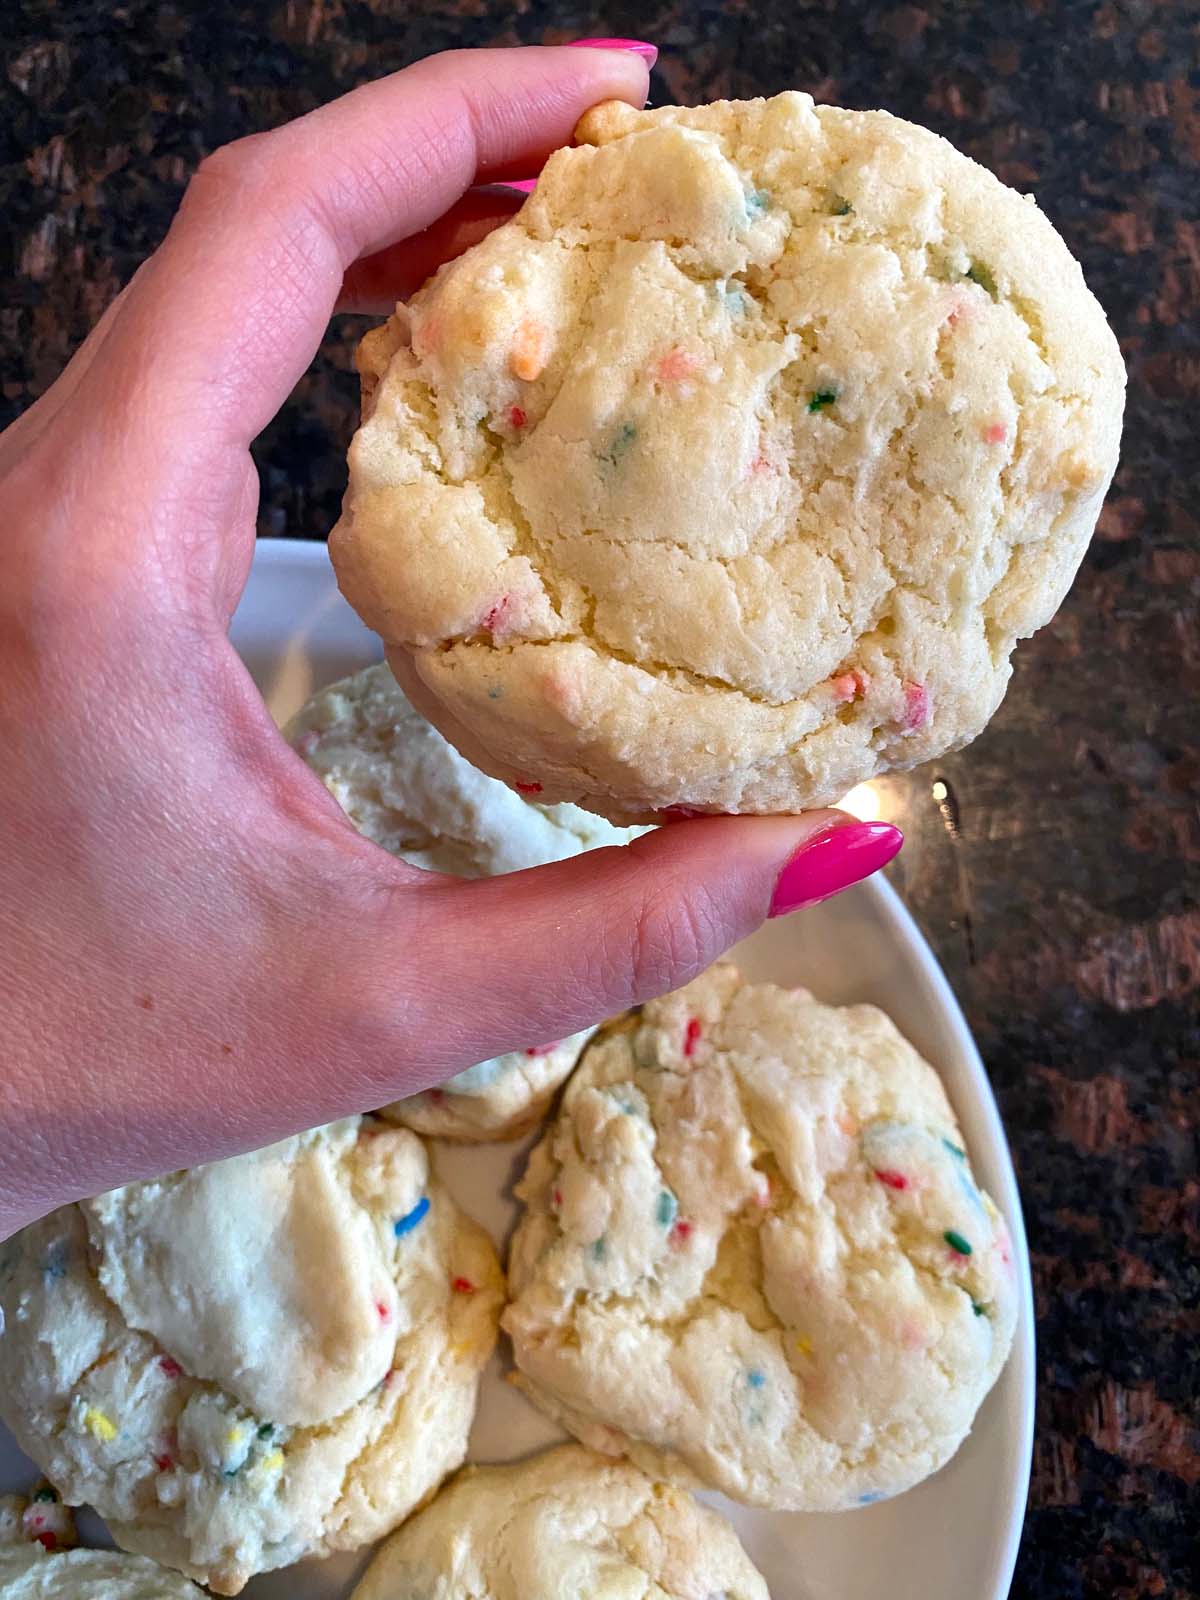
567;37;659;65
769;822;903;918
504;179;538;193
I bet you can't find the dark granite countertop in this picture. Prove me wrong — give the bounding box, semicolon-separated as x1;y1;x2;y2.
3;2;1197;1594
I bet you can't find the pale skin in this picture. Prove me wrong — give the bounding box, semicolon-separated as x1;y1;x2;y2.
0;47;867;1241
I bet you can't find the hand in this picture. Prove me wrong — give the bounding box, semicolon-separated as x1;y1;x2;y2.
0;45;901;1239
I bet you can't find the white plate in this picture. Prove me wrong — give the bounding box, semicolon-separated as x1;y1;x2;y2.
0;539;1034;1599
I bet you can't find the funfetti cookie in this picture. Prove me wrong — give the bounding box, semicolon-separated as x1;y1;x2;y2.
331;91;1124;824
350;1444;769;1600
287;662;644;1140
0;1545;205;1599
0;1118;503;1593
503;965;1018;1510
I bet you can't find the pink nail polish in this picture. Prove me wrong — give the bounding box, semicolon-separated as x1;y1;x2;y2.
567;37;659;65
769;822;903;918
504;179;538;193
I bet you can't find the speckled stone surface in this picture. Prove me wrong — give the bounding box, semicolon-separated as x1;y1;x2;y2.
3;3;1197;1595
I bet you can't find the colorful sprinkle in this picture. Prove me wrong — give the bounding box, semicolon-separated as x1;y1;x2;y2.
721;285;747;314
525;1040;563;1056
983;422;1008;445
683;1018;702;1057
258;1451;285;1472
42;1242;69;1281
375;1300;391;1322
656;1189;678;1228
944;1230;973;1257
668;1219;693;1248
830;195;853;216
746;1368;766;1389
83;1407;117;1443
808;388;838;413
507;404;527;429
509;316;548;381
481;595;510;633
257;1423;275;1440
655;346;701;383
428;1088;446;1104
900;681;930;731
972;1301;986;1317
515;780;543;795
551;1187;563;1209
599;421;638;468
394;1196;431;1237
941;1138;967;1160
745;188;771;216
487;685;503;699
158;1356;183;1379
859;1490;885;1505
590;1237;607;1262
153;1453;175;1472
795;1335;814;1357
31;1488;57;1505
451;1276;476;1295
874;1169;909;1191
33;1533;56;1551
830;668;869;702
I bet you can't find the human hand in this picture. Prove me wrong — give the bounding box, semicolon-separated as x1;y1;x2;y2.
0;44;902;1239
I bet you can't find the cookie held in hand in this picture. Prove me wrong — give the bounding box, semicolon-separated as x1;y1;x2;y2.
331;91;1124;823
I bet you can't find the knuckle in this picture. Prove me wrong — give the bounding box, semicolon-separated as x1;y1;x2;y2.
611;877;729;1008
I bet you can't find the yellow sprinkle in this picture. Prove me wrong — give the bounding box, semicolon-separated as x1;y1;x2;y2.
225;1426;244;1447
257;1451;284;1473
83;1406;117;1442
795;1336;814;1357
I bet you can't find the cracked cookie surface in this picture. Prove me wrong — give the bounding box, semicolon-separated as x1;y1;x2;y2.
503;965;1017;1510
286;663;645;1139
350;1443;769;1600
0;1119;502;1593
331;91;1124;822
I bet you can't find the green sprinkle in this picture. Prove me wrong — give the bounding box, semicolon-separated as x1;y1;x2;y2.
599;421;637;468
487;685;503;700
656;1189;678;1228
32;1486;58;1503
941;1137;967;1161
944;1230;973;1256
831;195;853;216
745;188;771;216
808;389;838;413
972;1301;986;1317
256;1423;275;1441
590;1237;607;1262
966;260;998;298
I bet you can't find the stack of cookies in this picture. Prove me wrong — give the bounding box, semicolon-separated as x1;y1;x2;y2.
0;87;1123;1598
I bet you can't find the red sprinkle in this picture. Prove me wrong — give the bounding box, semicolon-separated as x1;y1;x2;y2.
983;422;1008;445
451;1276;475;1295
874;1169;909;1191
153;1453;175;1473
655;346;701;383
428;1088;445;1104
901;681;930;731
375;1300;390;1322
158;1356;182;1379
515;780;543;795
481;596;510;633
508;405;527;429
525;1040;563;1056
669;1219;694;1248
551;1188;563;1209
34;1533;57;1552
683;1018;702;1057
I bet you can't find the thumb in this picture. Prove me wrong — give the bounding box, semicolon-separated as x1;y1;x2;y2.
337;814;903;1089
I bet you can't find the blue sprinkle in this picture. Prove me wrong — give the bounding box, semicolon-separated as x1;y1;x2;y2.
746;1368;766;1389
745;188;771;217
656;1190;678;1228
721;285;746;315
394;1196;430;1237
42;1242;69;1282
598;422;637;469
590;1237;607;1262
487;686;503;700
941;1137;967;1161
859;1490;885;1505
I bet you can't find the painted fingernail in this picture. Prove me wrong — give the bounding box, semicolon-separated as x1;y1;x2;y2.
769;822;903;918
567;37;659;65
505;179;538;193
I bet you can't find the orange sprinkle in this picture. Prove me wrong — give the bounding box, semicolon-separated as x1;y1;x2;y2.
983;422;1008;445
510;317;548;381
830;668;869;702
